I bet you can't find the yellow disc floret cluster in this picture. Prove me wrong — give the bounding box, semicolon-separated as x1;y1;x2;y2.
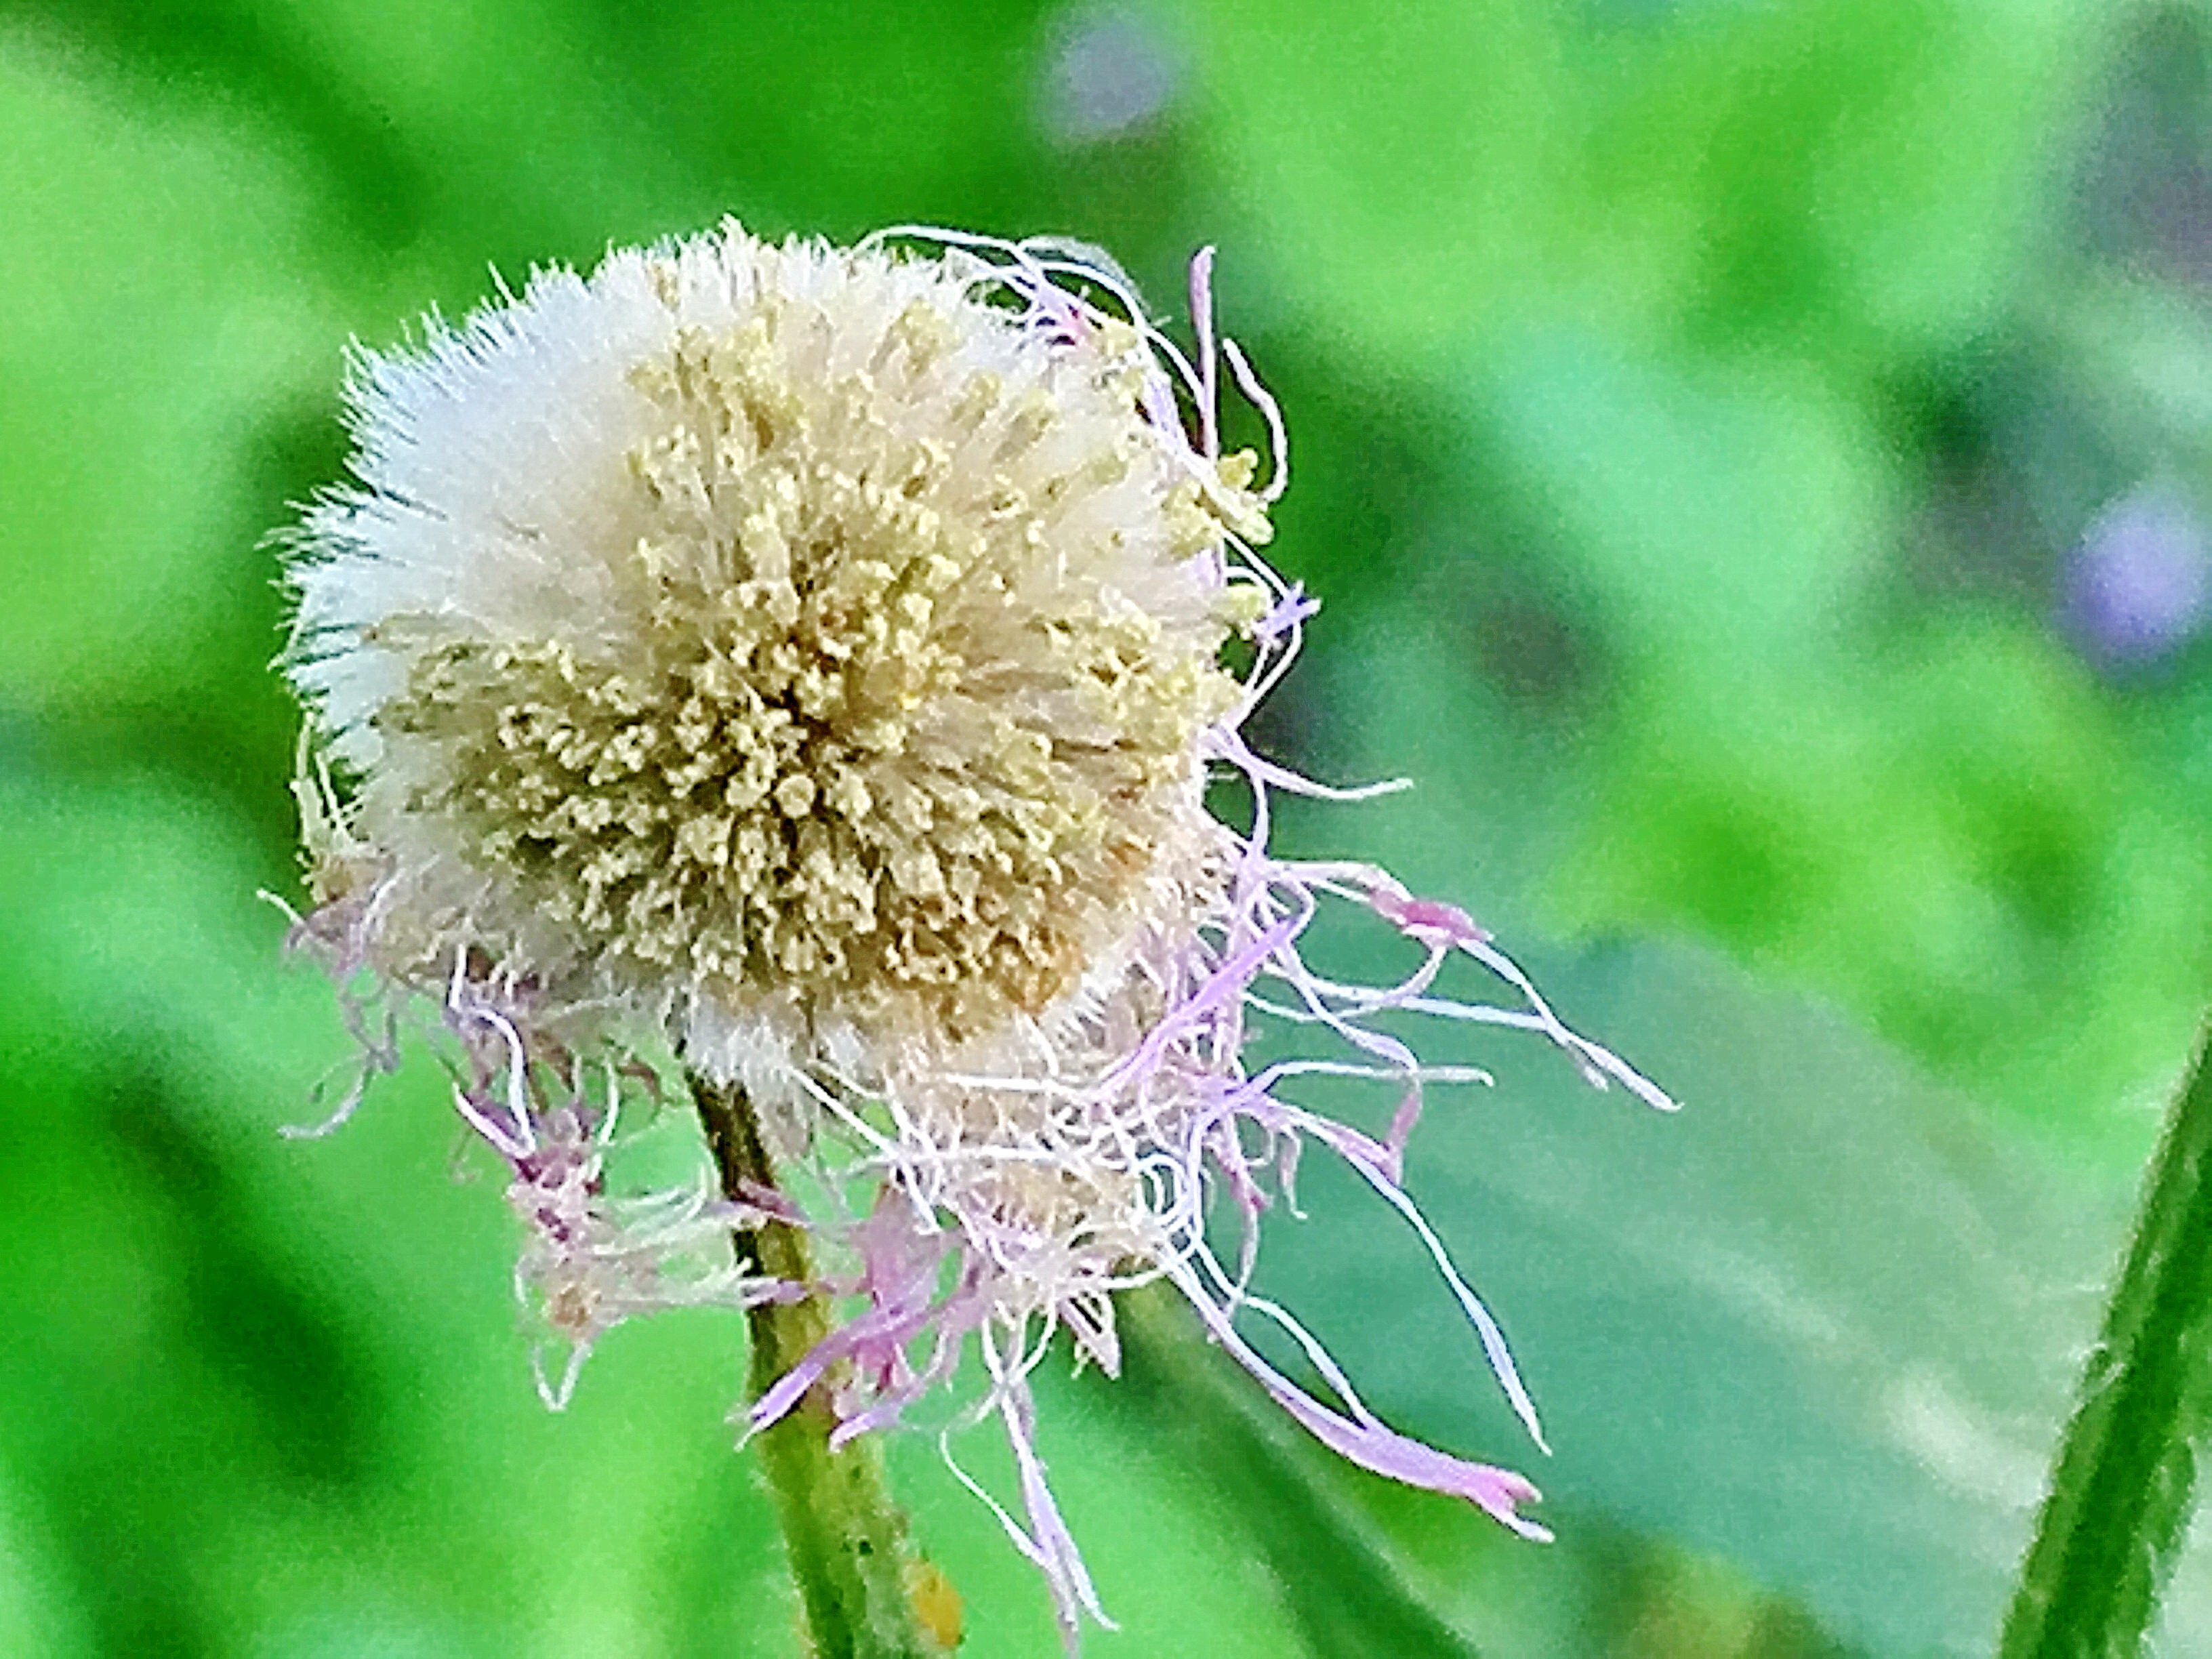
359;259;1250;1055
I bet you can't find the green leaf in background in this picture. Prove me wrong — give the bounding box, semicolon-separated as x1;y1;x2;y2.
1219;905;2195;1656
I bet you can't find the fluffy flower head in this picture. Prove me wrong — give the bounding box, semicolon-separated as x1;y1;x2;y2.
291;224;1263;1078
277;220;1671;1648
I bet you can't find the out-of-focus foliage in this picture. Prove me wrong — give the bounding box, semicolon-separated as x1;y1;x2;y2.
3;1;2209;1654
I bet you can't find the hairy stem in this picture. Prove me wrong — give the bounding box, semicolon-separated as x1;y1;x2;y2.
691;1073;943;1659
2000;1019;2212;1658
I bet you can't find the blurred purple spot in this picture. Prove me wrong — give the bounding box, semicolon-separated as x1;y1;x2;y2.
1040;7;1179;144
2062;485;2211;670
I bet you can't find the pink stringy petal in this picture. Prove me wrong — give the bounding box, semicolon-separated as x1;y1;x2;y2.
1002;1376;1114;1651
1383;1086;1425;1181
1370;887;1492;947
1172;1268;1553;1542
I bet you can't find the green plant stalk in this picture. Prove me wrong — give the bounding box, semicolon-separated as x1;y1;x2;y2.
2001;1019;2212;1658
691;1074;941;1659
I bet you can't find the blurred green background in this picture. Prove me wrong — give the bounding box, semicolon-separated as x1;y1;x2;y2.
4;1;2211;1654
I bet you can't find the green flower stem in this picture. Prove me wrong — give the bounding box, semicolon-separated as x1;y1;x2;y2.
691;1074;942;1659
2001;1018;2212;1658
